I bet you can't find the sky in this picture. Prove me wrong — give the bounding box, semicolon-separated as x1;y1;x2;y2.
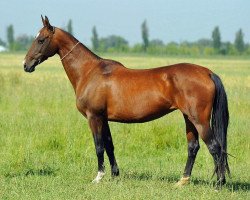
0;0;249;46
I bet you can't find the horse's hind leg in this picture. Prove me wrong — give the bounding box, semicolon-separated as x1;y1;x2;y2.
190;120;226;186
205;137;226;186
176;114;200;186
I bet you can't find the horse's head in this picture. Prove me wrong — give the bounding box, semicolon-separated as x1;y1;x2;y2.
23;16;58;73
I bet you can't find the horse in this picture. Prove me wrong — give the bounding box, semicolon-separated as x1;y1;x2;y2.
23;16;230;186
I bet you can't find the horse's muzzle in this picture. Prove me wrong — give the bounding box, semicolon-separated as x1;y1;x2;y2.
23;58;40;73
24;63;36;73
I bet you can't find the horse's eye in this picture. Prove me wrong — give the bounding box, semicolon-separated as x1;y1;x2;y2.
38;39;45;44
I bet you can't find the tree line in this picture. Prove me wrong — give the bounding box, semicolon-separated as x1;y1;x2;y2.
91;20;248;56
1;19;249;56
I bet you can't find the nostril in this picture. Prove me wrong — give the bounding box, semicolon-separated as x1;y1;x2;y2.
24;64;28;72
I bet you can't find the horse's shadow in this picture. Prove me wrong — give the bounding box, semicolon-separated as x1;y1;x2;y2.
122;171;250;192
5;166;57;178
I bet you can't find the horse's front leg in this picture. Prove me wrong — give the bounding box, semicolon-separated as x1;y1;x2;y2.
88;115;105;183
102;121;119;177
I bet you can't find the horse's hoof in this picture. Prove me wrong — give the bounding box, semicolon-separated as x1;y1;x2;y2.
92;171;105;183
175;177;190;187
111;167;120;177
213;177;226;189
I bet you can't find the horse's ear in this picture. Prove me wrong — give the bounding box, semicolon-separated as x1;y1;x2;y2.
41;15;45;26
43;16;54;33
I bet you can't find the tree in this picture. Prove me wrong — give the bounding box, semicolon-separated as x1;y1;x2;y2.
91;26;99;51
196;38;212;48
234;29;245;53
67;19;73;35
15;34;34;51
7;25;14;50
141;20;149;51
0;38;6;47
99;35;128;52
212;26;221;51
150;39;164;46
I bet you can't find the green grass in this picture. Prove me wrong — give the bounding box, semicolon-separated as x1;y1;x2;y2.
0;53;249;199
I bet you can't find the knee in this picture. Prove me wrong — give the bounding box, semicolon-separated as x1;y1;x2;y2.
96;145;104;156
188;140;200;156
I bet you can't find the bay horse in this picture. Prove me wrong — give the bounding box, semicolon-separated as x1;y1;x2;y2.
23;16;230;186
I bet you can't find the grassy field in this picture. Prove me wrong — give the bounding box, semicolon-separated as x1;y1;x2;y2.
0;53;249;199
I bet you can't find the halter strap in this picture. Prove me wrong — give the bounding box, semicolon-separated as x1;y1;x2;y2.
60;41;80;61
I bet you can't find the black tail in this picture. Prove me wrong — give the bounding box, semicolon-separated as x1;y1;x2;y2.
210;73;230;177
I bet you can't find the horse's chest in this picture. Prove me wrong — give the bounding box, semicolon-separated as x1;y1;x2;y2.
76;92;106;117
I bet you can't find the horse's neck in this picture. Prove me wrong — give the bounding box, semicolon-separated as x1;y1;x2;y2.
56;30;100;91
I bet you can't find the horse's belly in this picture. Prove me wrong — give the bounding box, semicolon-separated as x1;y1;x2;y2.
107;97;175;123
